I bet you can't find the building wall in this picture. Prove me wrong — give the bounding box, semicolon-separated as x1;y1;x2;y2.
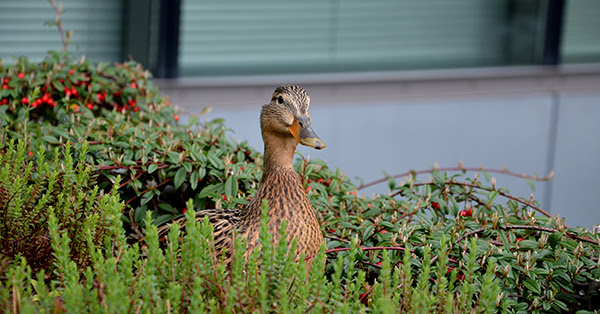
156;65;600;229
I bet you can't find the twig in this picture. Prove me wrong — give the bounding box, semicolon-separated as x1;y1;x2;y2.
324;235;350;243
119;171;145;189
456;225;599;245
49;0;69;51
357;165;553;191
396;180;553;218
125;178;172;206
325;246;407;255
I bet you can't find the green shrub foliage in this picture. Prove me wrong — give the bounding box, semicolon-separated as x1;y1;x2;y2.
1;51;599;312
0;139;124;274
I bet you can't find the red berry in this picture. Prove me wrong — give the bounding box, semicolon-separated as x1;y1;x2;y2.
27;151;33;157
17;73;25;79
174;114;180;121
376;262;382;266
133;107;140;112
306;186;312;193
2;84;7;90
380;230;387;234
359;293;369;306
130;82;137;89
182;208;187;214
198;177;203;182
221;194;227;201
245;150;251;156
0;99;7;105
86;103;93;110
21;97;29;104
71;87;78;96
516;238;523;242
459;209;473;217
41;94;49;103
431;202;440;210
69;69;74;75
3;78;8;84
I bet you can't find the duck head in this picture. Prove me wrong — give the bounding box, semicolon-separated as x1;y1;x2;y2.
260;85;326;150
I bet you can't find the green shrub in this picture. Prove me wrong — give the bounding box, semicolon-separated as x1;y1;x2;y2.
1;49;599;312
0;198;503;312
1;52;260;238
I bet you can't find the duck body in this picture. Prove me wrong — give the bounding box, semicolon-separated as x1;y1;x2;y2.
238;165;323;259
188;85;326;261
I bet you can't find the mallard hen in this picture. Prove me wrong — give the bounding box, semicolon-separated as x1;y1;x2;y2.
166;85;326;261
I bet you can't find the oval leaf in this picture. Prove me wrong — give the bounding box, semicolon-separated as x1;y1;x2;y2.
174;167;187;189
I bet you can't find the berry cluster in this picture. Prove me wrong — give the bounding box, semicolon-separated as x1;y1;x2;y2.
0;54;179;123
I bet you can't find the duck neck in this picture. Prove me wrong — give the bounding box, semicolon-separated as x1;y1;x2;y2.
262;133;299;174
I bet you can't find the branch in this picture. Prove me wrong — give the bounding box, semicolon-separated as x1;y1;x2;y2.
49;0;69;51
456;224;599;245
357;165;553;191
395;180;553;218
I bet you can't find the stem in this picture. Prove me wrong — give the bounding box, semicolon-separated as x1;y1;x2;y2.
396;180;553;218
456;224;598;245
50;0;69;51
357;166;553;191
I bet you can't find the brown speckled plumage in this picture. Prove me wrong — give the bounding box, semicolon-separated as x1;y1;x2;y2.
168;85;325;262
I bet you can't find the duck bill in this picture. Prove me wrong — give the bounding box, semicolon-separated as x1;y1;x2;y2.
289;117;326;150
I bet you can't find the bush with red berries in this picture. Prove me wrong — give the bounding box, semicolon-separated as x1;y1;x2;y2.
1;52;599;313
1;52;261;238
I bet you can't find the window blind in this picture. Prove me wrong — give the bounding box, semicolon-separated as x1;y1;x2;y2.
179;0;507;76
0;0;123;63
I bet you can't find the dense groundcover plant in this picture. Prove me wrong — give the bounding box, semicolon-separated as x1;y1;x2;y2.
1;50;599;311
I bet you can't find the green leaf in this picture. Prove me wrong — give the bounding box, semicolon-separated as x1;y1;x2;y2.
523;278;541;293
153;214;175;226
207;153;223;169
140;191;153;206
158;203;179;214
548;232;562;249
190;171;199;190
52;79;64;92
42;135;59;144
481;170;491;181
147;163;158;174
432;171;445;186
167;151;179;164
225;175;238;197
525;177;535;191
362;225;374;243
134;206;146;223
199;183;223;199
174;167;187;189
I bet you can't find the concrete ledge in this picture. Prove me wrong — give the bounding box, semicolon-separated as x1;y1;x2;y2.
155;64;600;111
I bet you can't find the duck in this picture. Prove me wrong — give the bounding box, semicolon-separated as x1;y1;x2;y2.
164;85;326;262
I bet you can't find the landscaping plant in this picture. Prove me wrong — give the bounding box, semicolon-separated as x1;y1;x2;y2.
0;3;598;311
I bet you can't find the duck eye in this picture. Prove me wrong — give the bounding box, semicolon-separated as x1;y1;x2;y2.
277;95;284;104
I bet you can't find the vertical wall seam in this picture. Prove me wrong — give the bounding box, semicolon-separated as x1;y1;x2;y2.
543;90;560;212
